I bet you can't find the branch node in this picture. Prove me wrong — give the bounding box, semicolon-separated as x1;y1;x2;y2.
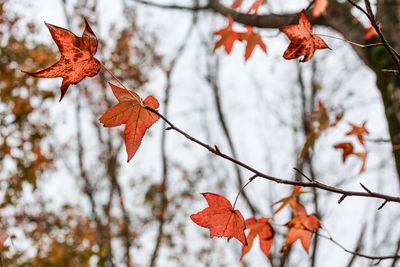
165;126;173;131
214;145;220;154
249;174;258;181
293;167;313;182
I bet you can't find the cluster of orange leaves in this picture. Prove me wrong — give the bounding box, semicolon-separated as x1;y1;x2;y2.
215;1;330;62
334;121;369;173
190;186;320;260
213;17;266;61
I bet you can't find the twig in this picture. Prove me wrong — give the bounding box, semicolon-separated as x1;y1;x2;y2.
347;0;369;18
134;0;209;11
206;55;258;217
382;69;399;74
316;33;382;48
144;106;400;204
363;0;400;76
317;229;400;260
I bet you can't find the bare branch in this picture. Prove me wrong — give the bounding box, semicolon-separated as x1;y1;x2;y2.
145;106;400;204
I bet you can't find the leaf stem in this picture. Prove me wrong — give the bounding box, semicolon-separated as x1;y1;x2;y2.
315;33;382;48
232;175;257;210
98;60;128;90
98;60;143;104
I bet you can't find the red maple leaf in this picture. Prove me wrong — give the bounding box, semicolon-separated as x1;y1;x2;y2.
281;203;320;253
346;121;369;146
364;26;378;40
272;186;308;215
312;0;328;18
99;83;159;162
280;10;329;62
190;193;247;246
334;142;354;162
241;217;274;260
213;17;241;54
231;0;242;8
247;0;265;15
240;26;267;61
26;19;100;101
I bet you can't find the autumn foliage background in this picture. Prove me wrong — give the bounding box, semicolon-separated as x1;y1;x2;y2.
1;0;400;266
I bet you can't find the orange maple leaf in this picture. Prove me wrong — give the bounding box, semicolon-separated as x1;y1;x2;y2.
272;186;308;215
334;142;354;162
312;0;328;18
26;19;100;101
231;0;242;8
353;152;367;173
241;217;274;260
281;203;320;253
247;0;265;15
99;83;159;162
280;10;329;62
190;193;247;246
240;26;267;61
346;121;369;146
364;26;378;40
213;17;241;54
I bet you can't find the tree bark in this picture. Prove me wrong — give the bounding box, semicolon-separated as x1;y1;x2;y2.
370;0;400;183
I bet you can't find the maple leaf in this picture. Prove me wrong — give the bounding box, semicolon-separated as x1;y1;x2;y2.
300;101;334;158
364;26;378;40
307;100;330;132
334;142;354;162
281;203;320;253
231;0;242;9
353;152;367;173
213;17;241;54
247;0;265;15
99;83;159;162
346;121;369;146
190;193;247;246
240;26;267;61
312;0;328;18
26;19;100;101
241;217;274;260
300;131;318;158
280;10;329;62
272;186;308;215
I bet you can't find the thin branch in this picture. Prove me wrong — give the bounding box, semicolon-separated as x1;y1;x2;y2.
391;237;400;267
134;0;208;11
363;0;400;76
316;33;383;48
347;0;370;17
382;69;399;74
145;106;400;204
206;56;258;217
317;229;400;261
345;223;367;267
